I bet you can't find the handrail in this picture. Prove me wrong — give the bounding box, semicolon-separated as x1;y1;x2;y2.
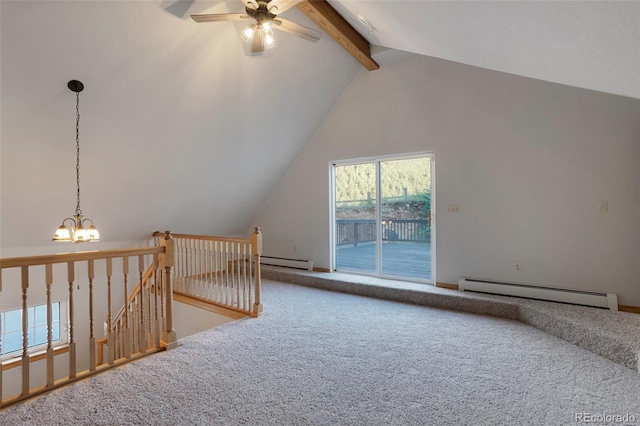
0;229;260;408
0;247;164;269
158;228;263;316
0;236;175;409
152;231;251;244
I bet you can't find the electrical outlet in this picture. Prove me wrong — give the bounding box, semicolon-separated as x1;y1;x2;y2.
514;262;522;273
448;204;460;213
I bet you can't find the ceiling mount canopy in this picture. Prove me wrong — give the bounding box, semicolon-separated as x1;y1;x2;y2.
191;0;321;54
52;80;100;243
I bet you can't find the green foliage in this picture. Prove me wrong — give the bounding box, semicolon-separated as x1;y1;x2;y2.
335;158;431;207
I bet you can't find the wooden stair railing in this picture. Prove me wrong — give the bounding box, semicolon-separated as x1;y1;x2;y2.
0;232;177;409
152;227;262;317
96;262;158;366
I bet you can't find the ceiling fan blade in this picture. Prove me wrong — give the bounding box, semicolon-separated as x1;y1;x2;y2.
242;0;259;11
165;0;196;18
267;0;303;15
272;18;321;42
250;29;265;53
191;13;250;23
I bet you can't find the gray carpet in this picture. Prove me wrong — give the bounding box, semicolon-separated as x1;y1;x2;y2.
2;280;639;425
262;267;640;372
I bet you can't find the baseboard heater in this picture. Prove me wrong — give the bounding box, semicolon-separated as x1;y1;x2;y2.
260;256;314;271
458;277;618;311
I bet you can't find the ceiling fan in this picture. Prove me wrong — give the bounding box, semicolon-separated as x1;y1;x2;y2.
191;0;322;54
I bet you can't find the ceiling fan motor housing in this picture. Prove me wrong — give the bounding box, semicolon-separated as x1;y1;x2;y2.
246;1;278;24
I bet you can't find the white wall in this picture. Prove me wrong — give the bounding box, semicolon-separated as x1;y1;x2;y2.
253;50;640;306
0;1;360;248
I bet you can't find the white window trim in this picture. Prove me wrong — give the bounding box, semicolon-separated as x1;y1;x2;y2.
1;301;68;360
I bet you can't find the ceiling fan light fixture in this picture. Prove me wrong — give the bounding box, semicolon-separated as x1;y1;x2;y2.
191;0;321;52
241;24;257;42
264;29;276;49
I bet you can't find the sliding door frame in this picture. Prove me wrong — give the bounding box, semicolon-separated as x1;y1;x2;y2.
329;151;436;284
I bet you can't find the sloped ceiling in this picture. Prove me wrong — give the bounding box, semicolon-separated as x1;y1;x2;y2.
329;0;640;99
0;1;361;250
1;0;638;252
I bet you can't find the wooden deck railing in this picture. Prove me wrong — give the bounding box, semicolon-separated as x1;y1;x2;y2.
152;228;262;317
0;233;177;409
336;219;430;246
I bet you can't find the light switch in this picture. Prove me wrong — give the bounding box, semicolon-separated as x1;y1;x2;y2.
448;204;460;213
598;201;608;214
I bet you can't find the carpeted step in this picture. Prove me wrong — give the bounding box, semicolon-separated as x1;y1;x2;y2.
262;266;640;372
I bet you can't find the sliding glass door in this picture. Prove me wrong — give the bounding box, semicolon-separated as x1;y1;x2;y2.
333;154;433;282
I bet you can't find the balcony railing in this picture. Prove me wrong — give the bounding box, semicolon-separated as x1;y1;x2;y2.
336;219;429;246
0;234;176;409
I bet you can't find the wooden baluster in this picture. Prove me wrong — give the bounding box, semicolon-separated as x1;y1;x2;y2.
230;242;235;306
180;238;185;292
235;243;240;308
67;262;76;379
147;257;153;348
246;242;251;311
122;256;131;358
106;258;114;365
0;270;3;401
154;254;161;349
21;266;30;395
243;242;248;311
198;239;201;296
174;239;179;292
201;240;206;298
199;239;203;297
88;259;96;371
132;296;138;354
159;255;165;332
194;239;198;295
45;264;54;387
252;227;263;315
214;241;220;303
138;255;147;353
248;242;253;309
161;231;177;348
224;241;230;306
204;240;209;300
189;239;194;293
184;239;189;293
219;240;224;304
115;323;121;360
194;239;199;297
204;240;210;300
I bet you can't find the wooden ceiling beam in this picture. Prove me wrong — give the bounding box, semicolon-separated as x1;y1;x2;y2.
296;0;379;71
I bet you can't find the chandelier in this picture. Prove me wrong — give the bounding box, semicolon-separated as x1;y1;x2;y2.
52;80;100;243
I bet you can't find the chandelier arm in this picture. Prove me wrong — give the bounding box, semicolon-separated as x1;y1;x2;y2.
81;218;94;226
61;217;77;227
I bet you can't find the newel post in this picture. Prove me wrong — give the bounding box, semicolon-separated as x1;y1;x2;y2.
252;227;263;315
161;230;178;349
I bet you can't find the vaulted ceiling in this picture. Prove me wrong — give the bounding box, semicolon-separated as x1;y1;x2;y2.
1;0;637;251
329;0;639;99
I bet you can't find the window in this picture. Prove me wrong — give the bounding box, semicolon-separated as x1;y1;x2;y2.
0;303;62;357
